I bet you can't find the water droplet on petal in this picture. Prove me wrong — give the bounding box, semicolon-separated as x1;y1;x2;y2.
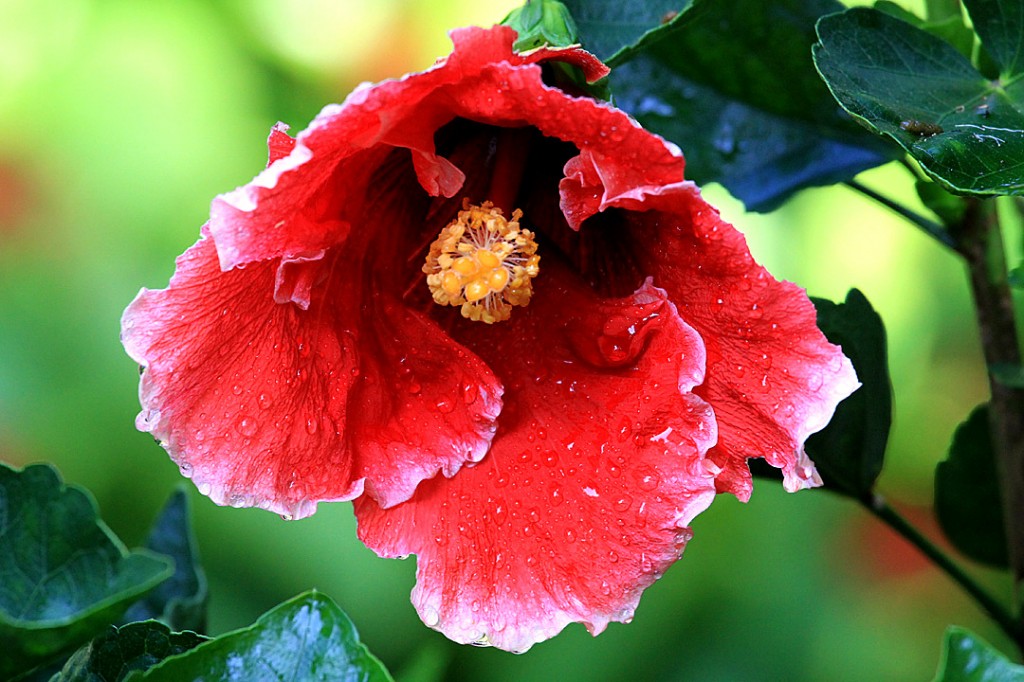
613;495;633;512
423;606;440;627
305;416;318;435
235;416;257;437
636;466;660;491
436;397;455;413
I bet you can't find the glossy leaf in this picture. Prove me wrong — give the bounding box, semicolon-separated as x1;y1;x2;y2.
126;591;393;682
932;626;1024;681
935;405;1009;567
804;290;892;496
561;0;692;63
608;0;897;212
0;463;173;680
814;7;1024;196
966;0;1024;77
55;622;207;682
120;488;208;633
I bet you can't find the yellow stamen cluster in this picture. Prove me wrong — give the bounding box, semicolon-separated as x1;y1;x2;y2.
424;199;540;324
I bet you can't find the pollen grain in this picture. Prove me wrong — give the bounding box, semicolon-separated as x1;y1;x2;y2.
424;199;540;324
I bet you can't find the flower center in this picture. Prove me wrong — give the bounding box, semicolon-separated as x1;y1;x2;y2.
424;199;540;324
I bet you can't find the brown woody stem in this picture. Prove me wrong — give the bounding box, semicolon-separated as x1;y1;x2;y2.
957;198;1024;625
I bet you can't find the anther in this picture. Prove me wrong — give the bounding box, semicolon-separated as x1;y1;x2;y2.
424;199;540;324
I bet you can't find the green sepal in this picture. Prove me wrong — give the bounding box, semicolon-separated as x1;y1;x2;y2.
502;0;579;51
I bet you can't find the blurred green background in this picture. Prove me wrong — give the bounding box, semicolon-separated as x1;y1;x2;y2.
0;0;1010;679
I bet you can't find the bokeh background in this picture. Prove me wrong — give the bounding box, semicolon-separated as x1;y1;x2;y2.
0;0;1013;679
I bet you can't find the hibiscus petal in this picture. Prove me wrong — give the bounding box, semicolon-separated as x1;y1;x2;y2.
355;266;718;652
590;182;858;499
122;236;502;517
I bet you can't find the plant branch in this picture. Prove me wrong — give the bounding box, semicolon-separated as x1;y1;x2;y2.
844;180;956;250
863;493;1020;642
957;198;1024;618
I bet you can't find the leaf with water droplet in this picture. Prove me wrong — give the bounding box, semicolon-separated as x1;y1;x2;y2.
125;591;393;682
815;5;1024;196
607;0;896;211
0;463;173;680
932;626;1024;681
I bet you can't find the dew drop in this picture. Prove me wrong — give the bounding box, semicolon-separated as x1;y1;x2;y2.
407;381;422;395
549;485;564;506
436;397;455;414
525;555;537;566
636;467;660;491
231;384;243;396
613;495;633;512
608;550;619;563
235;416;257;437
257;393;273;409
423;606;440;627
305;416;318;435
297;337;310;358
565;528;576;543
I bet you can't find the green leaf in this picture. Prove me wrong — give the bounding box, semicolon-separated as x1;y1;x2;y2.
874;1;975;58
932;626;1024;681
0;463;173;680
126;591;393;682
55;622;207;682
804;290;893;497
120;488;208;633
607;0;897;212
935;405;1009;568
965;0;1024;78
560;0;692;63
814;7;1024;196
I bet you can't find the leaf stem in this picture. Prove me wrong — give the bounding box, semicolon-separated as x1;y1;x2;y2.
863;492;1021;643
844;180;956;250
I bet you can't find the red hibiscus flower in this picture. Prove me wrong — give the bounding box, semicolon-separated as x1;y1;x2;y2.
122;26;858;652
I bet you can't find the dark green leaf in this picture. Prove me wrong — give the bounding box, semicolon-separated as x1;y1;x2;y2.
804;289;892;497
120;488;208;633
126;591;393;682
873;2;975;58
609;0;897;212
932;626;1024;681
561;0;692;63
935;405;1008;567
0;463;173;680
55;621;207;682
964;0;1024;77
814;8;1024;196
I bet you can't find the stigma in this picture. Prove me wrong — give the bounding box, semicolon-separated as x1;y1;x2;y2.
424;199;540;324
